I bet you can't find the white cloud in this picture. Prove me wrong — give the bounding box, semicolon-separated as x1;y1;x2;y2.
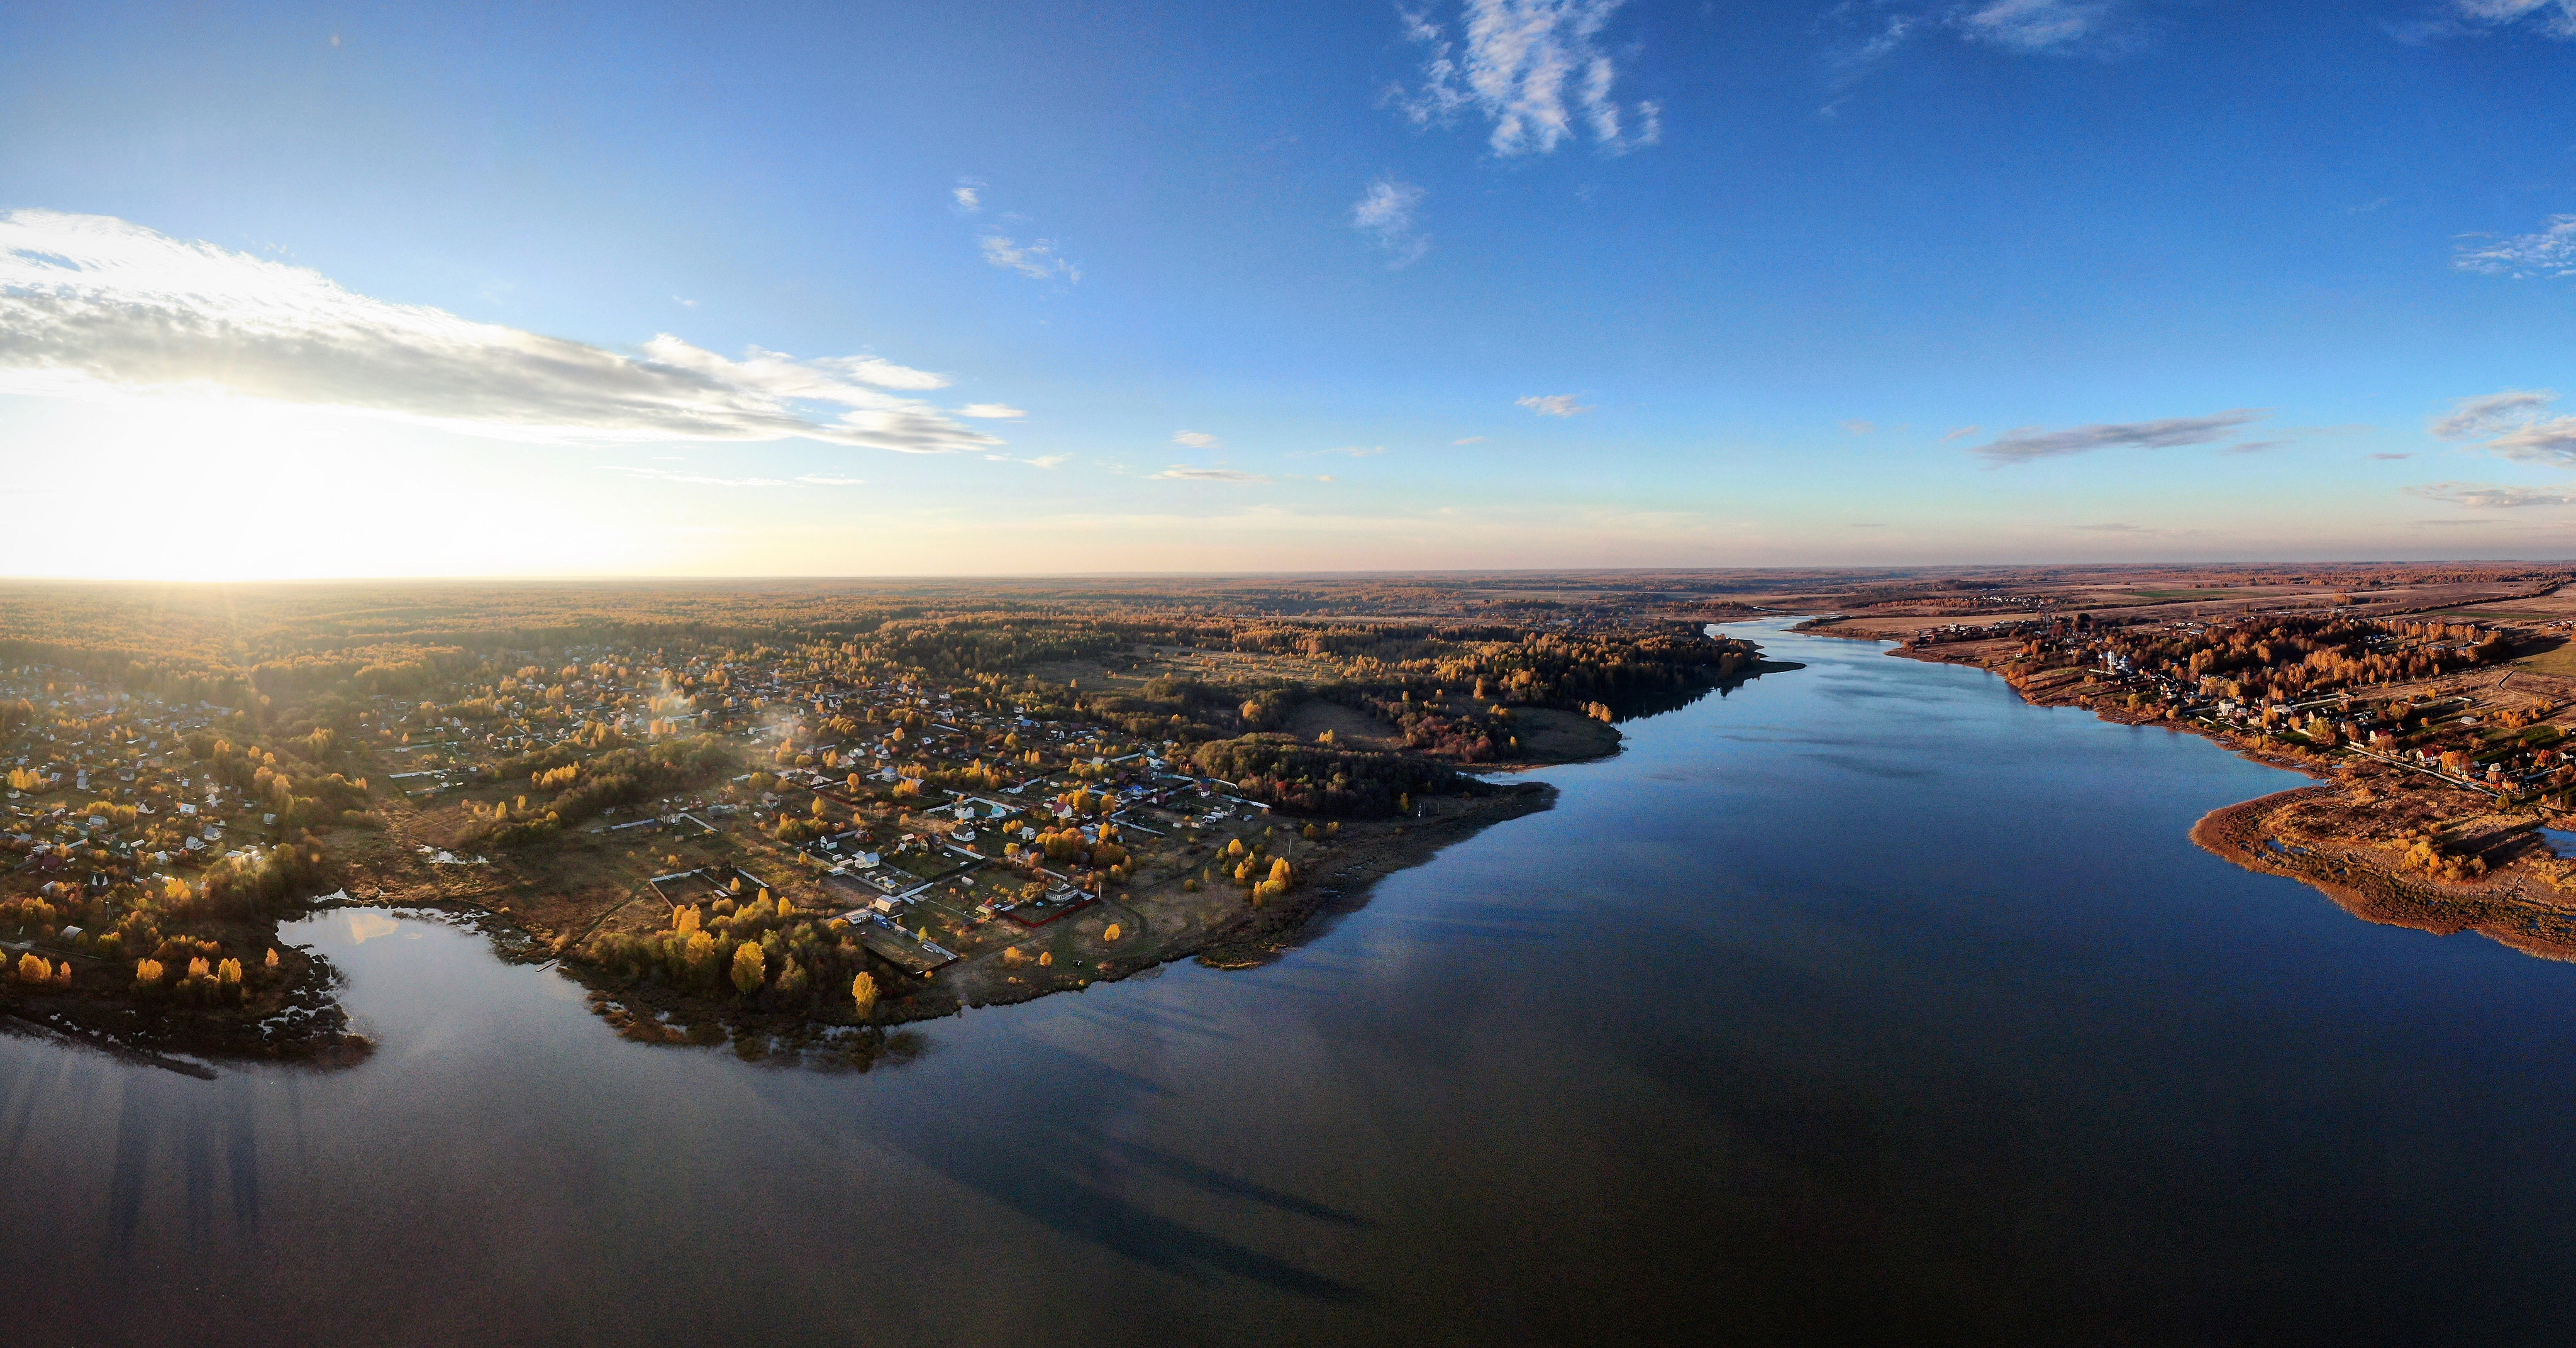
1023;453;1072;469
1451;435;1485;445
2454;216;2576;277
1173;430;1221;448
1941;424;1982;441
2444;1;2576;37
1957;0;2118;52
2423;390;2576;467
1518;393;1592;417
955;402;1026;419
1821;1;2125;92
2408;481;2576;508
1291;445;1388;458
2483;419;2576;467
1150;465;1270;482
794;475;867;487
1350;177;1430;267
1973;409;2267;463
2429;388;2555;439
981;234;1080;284
953;179;984;213
1389;1;1660;157
0;210;1002;453
1841;419;1876;435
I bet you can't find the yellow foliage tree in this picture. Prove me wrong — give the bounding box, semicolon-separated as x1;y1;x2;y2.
850;972;878;1019
731;941;767;995
1103;923;1122;942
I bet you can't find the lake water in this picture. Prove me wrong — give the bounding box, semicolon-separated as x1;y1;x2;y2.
11;620;2576;1345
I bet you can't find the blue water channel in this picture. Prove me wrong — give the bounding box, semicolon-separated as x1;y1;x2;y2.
7;619;2575;1345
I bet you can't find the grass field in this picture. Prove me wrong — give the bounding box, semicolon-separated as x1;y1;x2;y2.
2512;637;2576;678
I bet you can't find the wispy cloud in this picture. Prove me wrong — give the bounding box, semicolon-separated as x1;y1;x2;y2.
2431;1;2576;38
1387;1;1661;157
2455;216;2576;277
1957;0;2121;53
0;210;1002;453
2429;388;2555;439
2370;451;2415;460
1518;393;1591;417
1150;465;1270;483
952;179;984;213
1350;177;1430;267
1173;430;1221;448
2408;480;2576;508
1821;1;2131;108
1941;424;1982;441
794;474;866;487
1973;409;2267;463
1291;445;1389;458
1451;435;1485;445
954;402;1026;419
981;233;1080;284
2426;388;2576;466
2221;439;2289;455
1840;419;1876;435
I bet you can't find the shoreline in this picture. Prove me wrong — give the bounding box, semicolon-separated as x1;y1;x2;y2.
1797;619;2576;960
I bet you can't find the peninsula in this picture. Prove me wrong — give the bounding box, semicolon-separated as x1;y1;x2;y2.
0;575;1786;1061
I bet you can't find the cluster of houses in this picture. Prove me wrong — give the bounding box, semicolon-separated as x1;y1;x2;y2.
1;667;273;898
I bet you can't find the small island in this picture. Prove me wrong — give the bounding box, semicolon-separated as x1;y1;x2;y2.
0;575;1787;1065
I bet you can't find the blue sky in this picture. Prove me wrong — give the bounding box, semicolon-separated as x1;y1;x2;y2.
6;0;2576;577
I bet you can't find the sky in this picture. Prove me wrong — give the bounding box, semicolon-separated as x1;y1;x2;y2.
6;0;2576;578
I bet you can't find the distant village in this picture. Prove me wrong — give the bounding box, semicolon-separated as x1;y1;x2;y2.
1905;609;2576;810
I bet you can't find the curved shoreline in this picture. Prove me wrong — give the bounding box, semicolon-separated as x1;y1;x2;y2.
2190;788;2576;960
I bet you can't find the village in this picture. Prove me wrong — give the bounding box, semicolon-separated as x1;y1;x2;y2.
0;590;1770;1054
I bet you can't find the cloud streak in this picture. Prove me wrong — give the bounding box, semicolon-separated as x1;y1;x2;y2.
0;210;1003;453
2454;215;2576;277
1150;465;1270;483
1388;1;1661;157
1518;393;1591;417
1957;0;2120;52
2429;388;2576;467
980;233;1080;284
2408;481;2576;509
1973;409;2267;463
1350;177;1430;267
2440;1;2576;38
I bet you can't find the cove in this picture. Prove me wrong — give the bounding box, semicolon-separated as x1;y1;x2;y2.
9;619;2576;1346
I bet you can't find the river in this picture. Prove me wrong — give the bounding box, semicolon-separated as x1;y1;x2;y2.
9;620;2576;1345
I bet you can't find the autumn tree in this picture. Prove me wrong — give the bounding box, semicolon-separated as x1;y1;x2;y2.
731;941;767;995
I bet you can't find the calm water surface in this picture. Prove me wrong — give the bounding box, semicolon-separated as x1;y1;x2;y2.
10;621;2576;1346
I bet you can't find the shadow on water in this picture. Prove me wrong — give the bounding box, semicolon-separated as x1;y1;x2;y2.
869;1037;1371;1305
